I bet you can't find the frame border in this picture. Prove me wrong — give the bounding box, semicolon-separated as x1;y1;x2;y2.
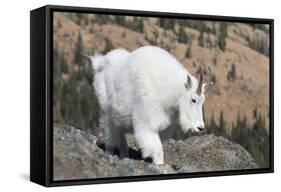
32;4;274;187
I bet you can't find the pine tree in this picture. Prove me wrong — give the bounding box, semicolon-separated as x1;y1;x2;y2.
231;112;241;142
198;30;204;47
178;27;188;43
127;17;144;33
74;32;84;65
53;49;61;78
227;63;237;81
206;32;212;48
212;55;218;66
218;111;226;136
60;54;68;74
185;41;192;58
115;15;125;26
218;22;227;51
207;111;218;134
159;18;175;31
102;38;114;54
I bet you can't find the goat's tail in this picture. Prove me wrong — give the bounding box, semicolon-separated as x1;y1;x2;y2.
81;52;105;73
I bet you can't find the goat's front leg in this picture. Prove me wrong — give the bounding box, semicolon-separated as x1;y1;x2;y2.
134;129;164;164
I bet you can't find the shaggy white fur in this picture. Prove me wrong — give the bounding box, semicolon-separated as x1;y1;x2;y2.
90;46;206;164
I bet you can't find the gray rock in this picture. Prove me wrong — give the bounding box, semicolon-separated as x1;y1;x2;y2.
163;134;258;172
53;124;258;181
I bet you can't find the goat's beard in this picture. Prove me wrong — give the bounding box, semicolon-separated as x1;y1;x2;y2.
179;115;193;133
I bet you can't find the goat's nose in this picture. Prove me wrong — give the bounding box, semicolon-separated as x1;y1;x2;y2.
197;127;203;131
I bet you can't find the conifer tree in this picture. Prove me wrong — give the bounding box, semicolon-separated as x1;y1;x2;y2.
198;30;204;47
74;32;84;65
218;111;226;136
185;41;192;58
218;22;227;51
227;63;237;81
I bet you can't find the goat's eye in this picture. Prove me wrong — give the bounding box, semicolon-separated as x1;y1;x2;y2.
191;99;196;104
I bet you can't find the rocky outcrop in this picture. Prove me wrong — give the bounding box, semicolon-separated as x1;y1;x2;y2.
53;124;258;181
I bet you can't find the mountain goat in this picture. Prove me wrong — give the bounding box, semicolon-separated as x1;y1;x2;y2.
90;46;212;164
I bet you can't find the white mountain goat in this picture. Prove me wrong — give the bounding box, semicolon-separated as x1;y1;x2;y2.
89;46;212;164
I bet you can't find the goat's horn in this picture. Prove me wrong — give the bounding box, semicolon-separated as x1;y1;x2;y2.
203;66;213;93
196;68;203;95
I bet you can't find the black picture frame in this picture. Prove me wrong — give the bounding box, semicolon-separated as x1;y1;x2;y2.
30;4;274;187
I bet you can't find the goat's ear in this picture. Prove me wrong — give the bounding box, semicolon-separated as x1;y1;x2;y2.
185;75;192;90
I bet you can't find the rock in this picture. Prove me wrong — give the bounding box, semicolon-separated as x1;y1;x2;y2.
163;134;258;172
53;124;258;181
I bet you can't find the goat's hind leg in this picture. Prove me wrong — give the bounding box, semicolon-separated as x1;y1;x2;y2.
117;132;129;158
105;128;129;158
99;113;117;155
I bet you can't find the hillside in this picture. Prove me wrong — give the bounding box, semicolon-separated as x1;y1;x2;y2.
53;12;269;131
